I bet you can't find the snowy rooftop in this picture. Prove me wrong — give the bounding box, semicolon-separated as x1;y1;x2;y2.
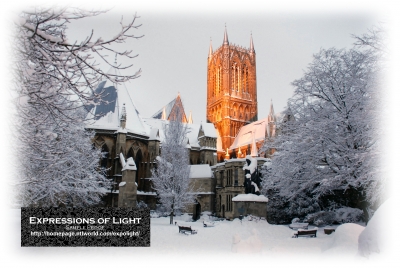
211;157;269;168
229;117;270;150
143;119;209;149
151;94;188;122
85;77;149;137
189;164;212;179
232;194;268;202
200;122;217;138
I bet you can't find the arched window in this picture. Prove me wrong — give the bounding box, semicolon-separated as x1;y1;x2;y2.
135;149;143;184
127;147;134;159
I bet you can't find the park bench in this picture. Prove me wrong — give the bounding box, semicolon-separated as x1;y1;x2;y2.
324;228;335;235
178;225;197;235
292;228;317;238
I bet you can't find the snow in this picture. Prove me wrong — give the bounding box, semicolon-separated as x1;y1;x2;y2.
229;117;270;150
201;122;217;138
6;208;394;267
119;182;126;187
143;118;202;148
321;223;365;255
119;153;126;167
358;199;389;257
137;191;157;196
120;153;137;171
243;155;257;174
189;164;212;179
85;79;149;137
232;194;268;202
149;127;160;141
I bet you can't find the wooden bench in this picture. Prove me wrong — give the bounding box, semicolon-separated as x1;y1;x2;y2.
292;228;317;238
324;228;335;235
178;225;197;235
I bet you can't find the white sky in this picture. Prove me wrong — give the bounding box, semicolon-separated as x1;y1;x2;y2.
65;5;381;122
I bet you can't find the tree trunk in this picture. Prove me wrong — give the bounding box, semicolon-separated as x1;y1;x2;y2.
170;200;174;225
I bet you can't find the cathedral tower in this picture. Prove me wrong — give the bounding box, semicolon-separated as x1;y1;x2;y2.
206;27;258;156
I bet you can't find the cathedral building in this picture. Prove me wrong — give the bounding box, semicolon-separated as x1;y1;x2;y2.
207;26;258;161
85;27;278;220
85;80;217;208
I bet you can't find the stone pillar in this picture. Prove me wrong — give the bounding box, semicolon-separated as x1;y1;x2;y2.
118;157;137;207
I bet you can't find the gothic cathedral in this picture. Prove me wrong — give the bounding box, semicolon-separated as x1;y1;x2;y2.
206;27;258;160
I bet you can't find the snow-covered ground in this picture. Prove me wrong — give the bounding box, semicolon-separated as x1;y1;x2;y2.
2;201;396;268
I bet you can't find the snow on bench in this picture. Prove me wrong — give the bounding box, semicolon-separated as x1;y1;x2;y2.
178;225;197;235
292;228;317;238
203;220;215;227
289;223;309;230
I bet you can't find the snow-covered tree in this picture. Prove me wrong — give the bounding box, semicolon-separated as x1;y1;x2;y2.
150;111;195;224
16;105;112;207
14;7;141;123
13;7;142;207
261;29;383;223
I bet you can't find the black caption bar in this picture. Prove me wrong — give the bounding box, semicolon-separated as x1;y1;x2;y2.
21;208;150;247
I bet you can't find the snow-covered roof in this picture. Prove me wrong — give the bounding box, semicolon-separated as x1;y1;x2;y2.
149;127;160;141
143;118;202;148
200;122;217;138
85;77;149;137
230;117;269;150
232;194;268;202
142;117;167;141
151;94;188;122
189;164;212;179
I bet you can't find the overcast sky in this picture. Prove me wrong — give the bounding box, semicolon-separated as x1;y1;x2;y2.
65;5;381;123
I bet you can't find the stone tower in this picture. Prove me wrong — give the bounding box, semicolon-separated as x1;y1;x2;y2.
206;27;258;156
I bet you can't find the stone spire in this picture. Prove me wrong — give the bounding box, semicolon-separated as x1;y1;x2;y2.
120;103;127;129
223;24;229;45
268;99;276;122
188;111;193;124
269;99;274;116
268;99;276;138
250;32;255;52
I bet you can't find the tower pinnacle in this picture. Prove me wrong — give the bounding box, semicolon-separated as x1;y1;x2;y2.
250;32;255;52
223;24;229;45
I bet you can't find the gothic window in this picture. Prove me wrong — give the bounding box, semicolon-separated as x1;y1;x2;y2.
244;106;249;121
234;168;238;186
100;144;109;176
135;149;143;184
127;147;134;159
226;194;233;212
101;144;109;169
217;65;222;95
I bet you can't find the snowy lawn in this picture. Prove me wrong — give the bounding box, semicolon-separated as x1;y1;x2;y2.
4;203;394;268
149;214;364;256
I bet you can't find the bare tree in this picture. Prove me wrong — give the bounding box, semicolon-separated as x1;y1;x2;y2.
13;7;142;207
150;112;195;224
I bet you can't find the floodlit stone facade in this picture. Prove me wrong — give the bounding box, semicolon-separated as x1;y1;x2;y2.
207;27;258;161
